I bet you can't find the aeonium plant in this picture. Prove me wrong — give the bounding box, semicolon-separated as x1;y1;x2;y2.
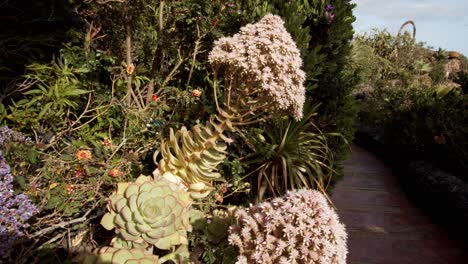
86;173;191;263
100;174;192;248
91;14;307;263
154;14;306;198
209;14;306;121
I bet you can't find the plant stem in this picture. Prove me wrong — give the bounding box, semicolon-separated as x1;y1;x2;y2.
125;23;132;105
159;0;165;32
212;70;221;114
186;21;201;89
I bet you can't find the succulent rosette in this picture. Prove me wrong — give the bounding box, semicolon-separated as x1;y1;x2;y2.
100;175;192;250
83;247;159;264
110;236;149;249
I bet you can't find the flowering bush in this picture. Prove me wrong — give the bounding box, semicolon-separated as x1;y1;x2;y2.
0;126;32;145
228;189;347;264
209;14;306;120
0;1;348;262
353;28;468;178
93;12;313;263
0;127;37;259
303;0;358;180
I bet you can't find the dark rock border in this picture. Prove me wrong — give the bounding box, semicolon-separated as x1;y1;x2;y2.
354;130;468;246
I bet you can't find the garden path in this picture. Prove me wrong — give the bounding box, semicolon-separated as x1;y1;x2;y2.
331;144;468;264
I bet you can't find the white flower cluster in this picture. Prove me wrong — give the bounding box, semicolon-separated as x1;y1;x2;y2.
228;189;348;264
209;14;306;120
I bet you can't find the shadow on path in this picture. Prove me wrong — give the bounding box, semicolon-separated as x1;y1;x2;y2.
332;145;468;264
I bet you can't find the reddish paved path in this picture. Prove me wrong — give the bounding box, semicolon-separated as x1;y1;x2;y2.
332;145;468;264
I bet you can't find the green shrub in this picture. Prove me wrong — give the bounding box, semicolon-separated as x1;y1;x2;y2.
390;91;467;178
429;49;449;85
453;71;468;94
302;0;359;175
360;86;467;179
0;0;76;96
351;29;436;91
353;27;467;179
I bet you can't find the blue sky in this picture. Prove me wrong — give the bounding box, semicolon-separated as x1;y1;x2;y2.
351;0;468;55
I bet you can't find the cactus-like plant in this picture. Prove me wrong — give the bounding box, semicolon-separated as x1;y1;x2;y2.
228;189;347;264
155;114;234;198
83;247;159;264
100;175;192;250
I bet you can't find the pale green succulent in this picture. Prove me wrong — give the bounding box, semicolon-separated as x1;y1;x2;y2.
110;236;149;249
83;247;159;264
100;175;192;250
155;115;233;197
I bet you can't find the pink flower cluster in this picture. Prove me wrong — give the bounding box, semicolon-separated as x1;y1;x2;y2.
209;14;306;120
228;189;347;264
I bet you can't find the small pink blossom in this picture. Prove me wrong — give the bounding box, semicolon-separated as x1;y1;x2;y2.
228;189;348;263
209;14;306;120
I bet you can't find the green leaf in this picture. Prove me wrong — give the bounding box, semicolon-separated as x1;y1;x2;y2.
38;102;53;119
44;195;62;210
101;213;116;230
87;166;99;174
54;83;60;99
24;89;44;95
62;88;92;96
15;176;27;189
27;148;39;163
24;96;43;108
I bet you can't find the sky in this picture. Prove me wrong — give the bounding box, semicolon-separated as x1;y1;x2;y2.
351;0;468;55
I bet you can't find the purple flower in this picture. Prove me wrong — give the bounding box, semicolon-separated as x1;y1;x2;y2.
0;126;32;145
327;12;335;24
0;127;37;259
324;4;335;24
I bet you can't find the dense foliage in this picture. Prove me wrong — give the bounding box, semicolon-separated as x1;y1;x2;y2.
354;28;468;179
303;0;358;166
0;0;76;96
0;0;355;262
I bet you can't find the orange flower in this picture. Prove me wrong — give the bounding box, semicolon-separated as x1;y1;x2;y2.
151;94;159;101
434;134;446;145
126;63;135;75
76;150;92;161
191;89;202;97
220;184;228;194
102;138;112;147
66;184;75;194
75;170;83;178
215;193;223;204
109;168;122;178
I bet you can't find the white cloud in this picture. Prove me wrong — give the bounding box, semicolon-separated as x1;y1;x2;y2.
351;0;468;55
353;0;466;22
